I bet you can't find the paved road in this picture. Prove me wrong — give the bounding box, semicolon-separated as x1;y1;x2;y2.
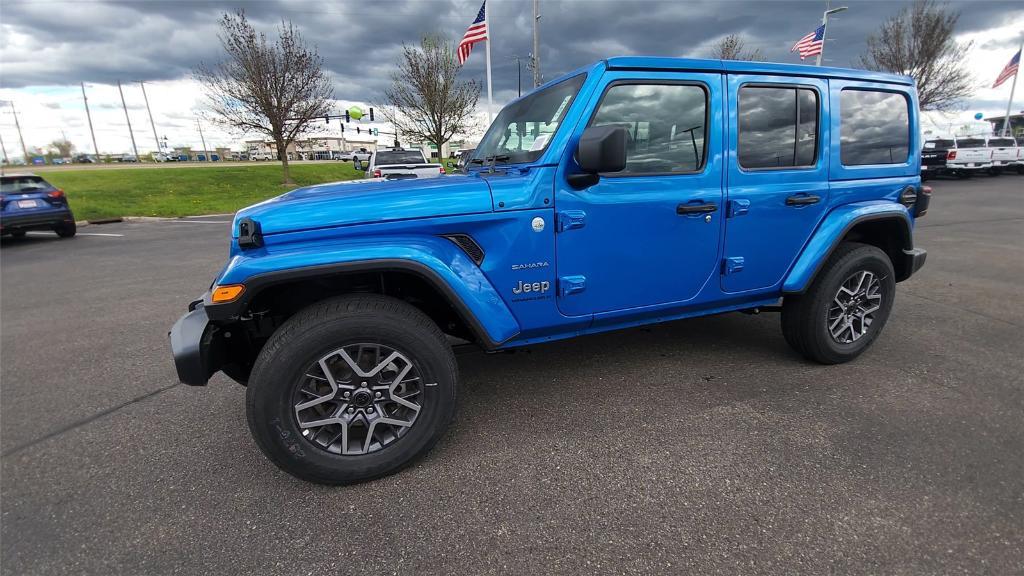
2;177;1022;575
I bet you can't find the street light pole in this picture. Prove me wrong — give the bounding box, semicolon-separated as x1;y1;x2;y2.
532;0;541;87
117;80;139;159
139;81;161;154
81;83;100;159
9;101;29;162
816;5;847;67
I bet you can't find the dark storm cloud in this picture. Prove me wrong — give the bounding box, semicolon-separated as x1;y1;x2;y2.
1;0;1020;105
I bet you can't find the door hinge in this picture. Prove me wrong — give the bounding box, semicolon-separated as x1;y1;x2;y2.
728;199;750;218
723;257;745;275
557;210;586;232
558;275;586;296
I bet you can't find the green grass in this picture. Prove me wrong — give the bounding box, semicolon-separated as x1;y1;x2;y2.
43;163;366;222
44;159;460;222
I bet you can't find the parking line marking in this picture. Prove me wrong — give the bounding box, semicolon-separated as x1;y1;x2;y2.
165;220;232;224
26;231;125;237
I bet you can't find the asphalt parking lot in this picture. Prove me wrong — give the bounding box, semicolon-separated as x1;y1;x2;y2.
2;176;1022;575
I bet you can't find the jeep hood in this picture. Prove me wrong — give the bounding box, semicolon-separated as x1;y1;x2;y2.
232;175;493;236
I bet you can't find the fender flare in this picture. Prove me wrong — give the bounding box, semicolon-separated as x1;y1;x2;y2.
783;202;913;294
204;237;521;348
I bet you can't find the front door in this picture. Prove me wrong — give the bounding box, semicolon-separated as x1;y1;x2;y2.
554;71;725;317
722;74;830;293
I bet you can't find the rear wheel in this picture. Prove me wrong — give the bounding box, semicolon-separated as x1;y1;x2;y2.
782;242;896;364
10;230;26;238
246;295;457;485
55;222;76;238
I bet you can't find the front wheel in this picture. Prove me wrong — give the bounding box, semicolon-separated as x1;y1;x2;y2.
246;295;457;485
55;222;76;238
781;242;896;364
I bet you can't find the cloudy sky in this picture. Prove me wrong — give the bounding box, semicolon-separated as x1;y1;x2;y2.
1;0;1021;157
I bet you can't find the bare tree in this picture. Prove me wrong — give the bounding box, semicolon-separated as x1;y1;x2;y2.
194;10;333;184
711;34;765;61
380;35;481;154
49;138;75;157
859;0;974;111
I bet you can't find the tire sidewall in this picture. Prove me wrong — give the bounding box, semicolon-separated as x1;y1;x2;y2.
809;246;896;362
247;306;456;484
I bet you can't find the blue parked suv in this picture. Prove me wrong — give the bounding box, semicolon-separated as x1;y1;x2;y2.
1;173;77;238
170;58;930;484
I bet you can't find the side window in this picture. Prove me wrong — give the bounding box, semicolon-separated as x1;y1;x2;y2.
738;86;819;169
840;89;910;166
590;83;707;174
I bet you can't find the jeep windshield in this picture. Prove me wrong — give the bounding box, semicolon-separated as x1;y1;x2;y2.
471;73;586;166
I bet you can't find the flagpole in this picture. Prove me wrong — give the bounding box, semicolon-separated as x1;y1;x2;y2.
1001;38;1022;137
484;4;493;125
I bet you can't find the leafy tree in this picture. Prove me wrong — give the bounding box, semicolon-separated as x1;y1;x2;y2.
49;138;75;157
195;10;333;184
380;35;481;154
859;0;974;111
710;34;765;61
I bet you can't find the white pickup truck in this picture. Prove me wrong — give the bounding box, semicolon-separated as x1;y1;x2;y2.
945;137;992;177
986;136;1019;174
363;149;445;180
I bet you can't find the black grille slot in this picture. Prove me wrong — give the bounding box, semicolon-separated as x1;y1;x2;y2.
442;234;485;265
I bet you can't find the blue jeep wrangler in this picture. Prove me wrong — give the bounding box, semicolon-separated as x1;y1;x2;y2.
170;58;929;484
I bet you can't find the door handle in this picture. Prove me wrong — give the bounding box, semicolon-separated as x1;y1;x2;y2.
785;194;821;206
677;202;718;215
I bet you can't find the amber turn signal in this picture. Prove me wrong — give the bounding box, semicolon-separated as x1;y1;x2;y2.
211;284;245;303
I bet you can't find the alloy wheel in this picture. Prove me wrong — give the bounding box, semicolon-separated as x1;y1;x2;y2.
292;343;425;455
827;270;883;344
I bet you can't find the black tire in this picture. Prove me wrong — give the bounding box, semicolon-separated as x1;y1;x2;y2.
246;294;457;485
781;242;896;364
55;222;76;238
10;230;26;238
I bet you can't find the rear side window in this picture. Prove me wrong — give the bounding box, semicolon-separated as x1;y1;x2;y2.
0;176;55;194
840;90;910;166
925;139;954;149
590;83;707;174
957;138;984;148
738;86;819;169
988;138;1015;147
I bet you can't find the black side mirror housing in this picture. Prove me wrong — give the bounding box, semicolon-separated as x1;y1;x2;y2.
569;125;628;189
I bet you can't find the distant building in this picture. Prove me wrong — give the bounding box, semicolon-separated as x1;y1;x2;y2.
985;112;1024;137
245;136;380;161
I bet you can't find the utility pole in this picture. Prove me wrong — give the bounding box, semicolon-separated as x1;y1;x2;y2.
117;80;139;158
81;82;100;159
512;55;523;97
139;81;161;153
0;131;8;166
532;0;541;87
196;118;210;162
8;101;29;162
815;4;848;67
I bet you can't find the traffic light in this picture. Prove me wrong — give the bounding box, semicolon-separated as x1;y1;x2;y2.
324;116;330;124
369;108;374;121
344;111;350;123
356;127;361;134
339;124;344;133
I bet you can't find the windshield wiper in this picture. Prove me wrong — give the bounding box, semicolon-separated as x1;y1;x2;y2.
469;154;511;172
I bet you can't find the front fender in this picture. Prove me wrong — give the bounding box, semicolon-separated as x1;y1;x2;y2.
783;201;912;293
207;234;521;347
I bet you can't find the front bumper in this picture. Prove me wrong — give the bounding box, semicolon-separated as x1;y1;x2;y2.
169;298;224;386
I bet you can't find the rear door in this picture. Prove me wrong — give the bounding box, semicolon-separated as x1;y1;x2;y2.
722;75;830;293
554;71;725;316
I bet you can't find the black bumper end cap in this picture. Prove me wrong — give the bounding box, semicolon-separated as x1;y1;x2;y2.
903;248;927;279
170;304;213;386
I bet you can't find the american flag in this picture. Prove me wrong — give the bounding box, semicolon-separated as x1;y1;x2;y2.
458;1;488;66
992;49;1020;88
791;24;826;60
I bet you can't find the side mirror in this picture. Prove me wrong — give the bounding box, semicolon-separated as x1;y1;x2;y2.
569;125;628;189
